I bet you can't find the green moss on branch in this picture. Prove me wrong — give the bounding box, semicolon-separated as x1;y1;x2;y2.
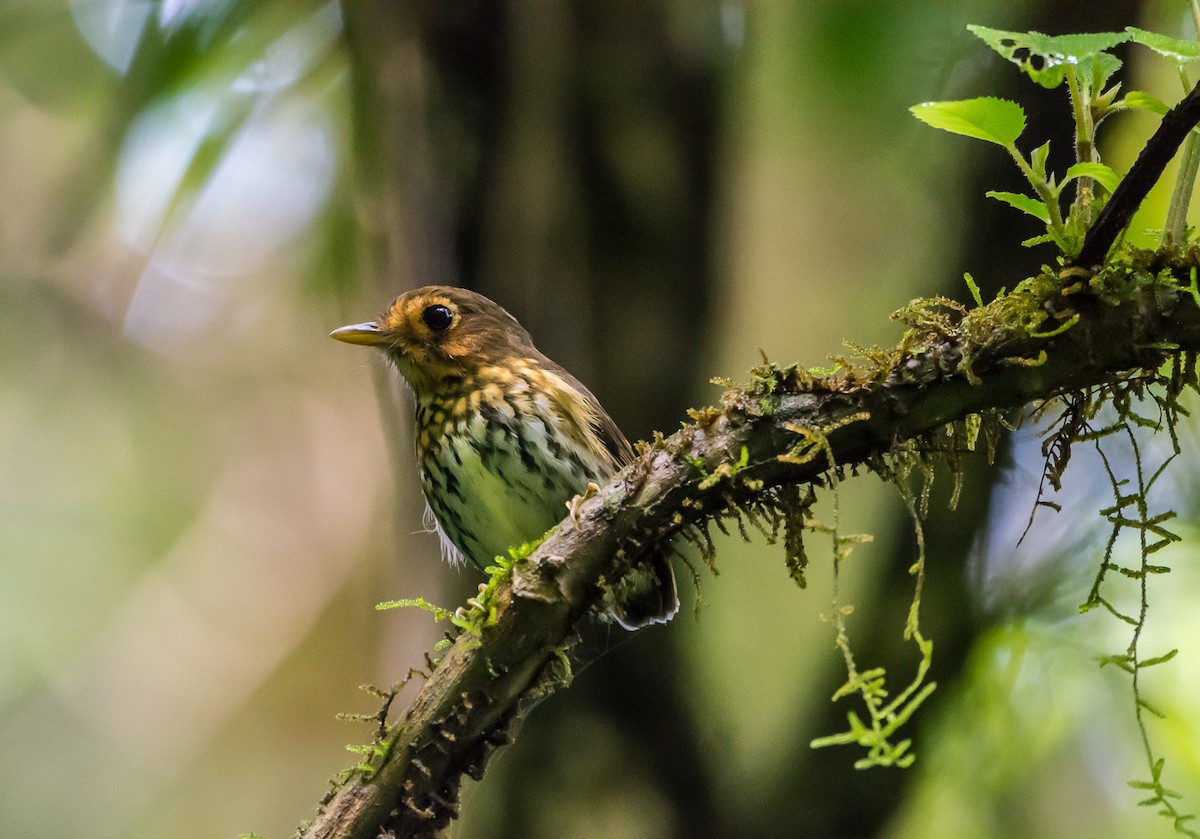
300;252;1200;839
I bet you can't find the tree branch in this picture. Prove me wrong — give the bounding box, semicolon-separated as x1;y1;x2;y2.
290;56;1200;839
298;255;1200;838
1075;78;1200;267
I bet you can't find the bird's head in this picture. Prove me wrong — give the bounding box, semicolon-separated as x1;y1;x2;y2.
331;286;537;392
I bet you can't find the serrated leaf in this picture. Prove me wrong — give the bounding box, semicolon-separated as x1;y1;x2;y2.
986;190;1051;221
1091;53;1124;89
967;25;1131;89
1064;161;1121;192
1126;26;1200;64
910;97;1025;147
1122;90;1171;116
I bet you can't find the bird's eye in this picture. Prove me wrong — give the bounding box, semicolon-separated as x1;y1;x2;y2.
422;304;454;332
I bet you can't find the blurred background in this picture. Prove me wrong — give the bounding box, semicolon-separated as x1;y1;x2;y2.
2;1;1199;837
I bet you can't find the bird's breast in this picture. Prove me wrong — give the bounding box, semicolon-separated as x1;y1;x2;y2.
414;384;611;569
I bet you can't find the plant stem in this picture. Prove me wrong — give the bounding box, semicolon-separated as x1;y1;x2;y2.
1008;144;1067;248
1068;66;1097;219
1163;69;1200;249
1163;137;1200;248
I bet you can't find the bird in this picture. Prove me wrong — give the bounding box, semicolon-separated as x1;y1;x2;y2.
331;285;677;629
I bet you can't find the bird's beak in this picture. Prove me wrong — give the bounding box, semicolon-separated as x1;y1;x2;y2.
330;321;390;347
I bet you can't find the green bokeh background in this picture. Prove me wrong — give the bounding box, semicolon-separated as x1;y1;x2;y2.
1;2;1197;838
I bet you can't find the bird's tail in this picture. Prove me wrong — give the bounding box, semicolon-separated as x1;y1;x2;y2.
604;553;679;630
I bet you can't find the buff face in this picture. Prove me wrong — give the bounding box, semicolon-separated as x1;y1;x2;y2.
332;285;677;627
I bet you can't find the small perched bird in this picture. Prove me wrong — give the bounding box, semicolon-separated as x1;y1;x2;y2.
331;285;677;629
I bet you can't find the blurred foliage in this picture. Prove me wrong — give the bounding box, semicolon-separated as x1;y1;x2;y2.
1;1;1198;838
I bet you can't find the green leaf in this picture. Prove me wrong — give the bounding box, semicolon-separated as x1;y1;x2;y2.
910;97;1025;147
1094;80;1124;115
1140;648;1180;667
963;272;983;307
1029;140;1051;182
967;25;1131;89
986;190;1050;221
1137;697;1168;719
1064;161;1121;193
1122;90;1171;116
1099;653;1136;672
1126;27;1200;65
1093;53;1124;89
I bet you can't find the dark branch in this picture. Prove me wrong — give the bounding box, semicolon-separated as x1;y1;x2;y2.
1075;78;1200;268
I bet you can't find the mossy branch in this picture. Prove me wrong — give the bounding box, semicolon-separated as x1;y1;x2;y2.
301;76;1200;839
298;255;1200;838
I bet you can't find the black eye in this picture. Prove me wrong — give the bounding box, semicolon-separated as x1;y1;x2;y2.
422;304;453;332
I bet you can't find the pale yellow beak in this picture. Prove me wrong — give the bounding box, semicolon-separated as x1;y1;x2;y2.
330;321;389;347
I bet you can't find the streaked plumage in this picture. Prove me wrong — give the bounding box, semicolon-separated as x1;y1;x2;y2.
332;285;677;628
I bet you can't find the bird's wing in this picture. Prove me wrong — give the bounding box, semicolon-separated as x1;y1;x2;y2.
538;355;635;469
